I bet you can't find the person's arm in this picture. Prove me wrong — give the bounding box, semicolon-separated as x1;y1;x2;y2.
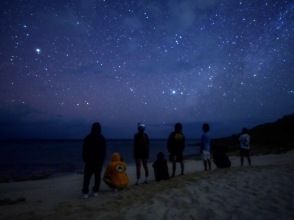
146;134;150;159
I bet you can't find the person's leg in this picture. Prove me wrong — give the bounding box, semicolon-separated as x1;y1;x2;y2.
180;161;184;175
247;156;251;166
240;150;244;166
247;150;251;166
142;159;149;182
177;154;184;175
208;159;211;170
202;152;209;171
82;164;93;194
135;159;141;184
203;160;207;171
93;164;103;193
172;158;176;177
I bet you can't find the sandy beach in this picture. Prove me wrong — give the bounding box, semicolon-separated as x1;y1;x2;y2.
1;151;294;220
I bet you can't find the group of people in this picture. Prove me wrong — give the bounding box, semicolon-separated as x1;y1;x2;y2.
81;122;251;198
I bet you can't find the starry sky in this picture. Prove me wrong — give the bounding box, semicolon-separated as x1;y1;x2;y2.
0;0;293;139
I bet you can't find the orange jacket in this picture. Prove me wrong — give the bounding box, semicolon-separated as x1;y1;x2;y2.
103;152;129;189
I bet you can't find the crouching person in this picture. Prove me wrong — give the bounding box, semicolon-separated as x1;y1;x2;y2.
153;152;169;181
103;152;129;191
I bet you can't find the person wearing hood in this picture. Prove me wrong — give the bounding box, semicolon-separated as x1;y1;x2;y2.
82;122;106;199
103;152;129;190
153;152;169;181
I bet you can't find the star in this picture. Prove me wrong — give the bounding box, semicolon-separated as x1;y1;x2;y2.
0;0;292;139
35;48;41;54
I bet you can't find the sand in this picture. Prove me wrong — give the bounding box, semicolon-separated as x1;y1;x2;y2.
0;151;294;220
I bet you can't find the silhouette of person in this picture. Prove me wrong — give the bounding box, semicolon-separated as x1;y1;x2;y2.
239;128;251;166
133;123;149;185
153;152;169;181
167;123;185;177
201;123;212;171
82;122;106;199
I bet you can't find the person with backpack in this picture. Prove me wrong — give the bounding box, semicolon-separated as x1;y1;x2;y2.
167;123;185;177
133;123;150;185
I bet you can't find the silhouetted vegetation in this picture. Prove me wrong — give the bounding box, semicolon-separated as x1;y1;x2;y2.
213;114;294;155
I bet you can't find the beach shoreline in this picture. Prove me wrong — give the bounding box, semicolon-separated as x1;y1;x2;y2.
0;148;290;184
0;150;294;219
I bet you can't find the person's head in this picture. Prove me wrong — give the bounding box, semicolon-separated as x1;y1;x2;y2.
242;128;248;134
137;122;145;133
174;122;183;133
202;123;210;133
91;122;101;134
111;152;122;161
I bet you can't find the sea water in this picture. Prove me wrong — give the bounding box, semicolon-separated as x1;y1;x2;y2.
0;139;200;180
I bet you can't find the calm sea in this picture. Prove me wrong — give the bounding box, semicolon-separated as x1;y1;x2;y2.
0;139;200;181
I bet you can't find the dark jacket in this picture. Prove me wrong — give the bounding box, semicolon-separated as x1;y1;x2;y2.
133;132;149;159
167;132;185;155
153;154;169;181
83;133;106;166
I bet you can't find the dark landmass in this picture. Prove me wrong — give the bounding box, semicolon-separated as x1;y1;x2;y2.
0;197;26;206
213;114;294;155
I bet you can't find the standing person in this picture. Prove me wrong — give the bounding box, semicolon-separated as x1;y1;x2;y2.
201;123;212;171
133;123;150;185
167;122;185;177
239;128;251;166
82;122;106;199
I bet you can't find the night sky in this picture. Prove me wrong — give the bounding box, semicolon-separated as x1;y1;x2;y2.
0;0;293;139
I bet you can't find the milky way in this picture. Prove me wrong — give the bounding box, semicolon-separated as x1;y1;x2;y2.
0;0;293;138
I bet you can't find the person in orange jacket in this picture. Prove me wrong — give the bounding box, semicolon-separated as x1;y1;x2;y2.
103;152;129;190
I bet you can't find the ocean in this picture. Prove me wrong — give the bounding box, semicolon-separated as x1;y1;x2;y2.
0;139;200;181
